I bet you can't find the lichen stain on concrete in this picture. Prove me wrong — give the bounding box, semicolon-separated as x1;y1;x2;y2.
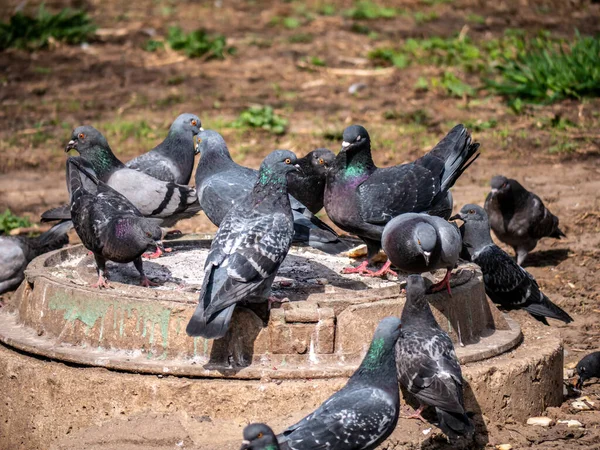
48;293;173;351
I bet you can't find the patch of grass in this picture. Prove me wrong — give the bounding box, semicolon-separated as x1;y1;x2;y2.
288;33;313;43
33;66;52;74
144;26;235;60
350;23;371;35
413;11;439;24
464;118;498;131
103;120;155;143
486;32;600;104
420;0;453;4
431;71;475;98
231;106;288;135
368;48;409;68
0;209;31;234
144;39;164;52
310;56;326;66
0;5;96;51
466;13;486;24
318;4;336;16
344;1;398;20
383;109;431;125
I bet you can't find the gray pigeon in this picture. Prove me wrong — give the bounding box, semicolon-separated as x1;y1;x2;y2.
126;113;202;184
194;130;351;255
287;148;335;214
396;275;474;440
277;316;402;450
324;124;479;277
576;351;600;389
241;423;280;450
67;157;164;288
42;126;201;230
451;204;573;325
186;150;299;339
484;175;566;266
381;213;462;295
0;221;71;294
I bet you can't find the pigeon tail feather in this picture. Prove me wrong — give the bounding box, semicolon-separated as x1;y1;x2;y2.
436;407;475;440
549;226;566;239
526;294;573;324
32;221;72;253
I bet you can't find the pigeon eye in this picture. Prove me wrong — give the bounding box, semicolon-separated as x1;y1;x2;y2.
319;158;324;164
502;182;507;188
191;119;197;126
257;432;263;438
78;133;85;139
146;232;152;237
417;240;421;245
356;135;362;142
284;158;291;164
468;209;475;214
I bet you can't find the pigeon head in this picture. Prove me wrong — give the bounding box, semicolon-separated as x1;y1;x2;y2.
414;222;437;266
170;113;203;153
66;126;110;155
196;129;230;158
490;175;510;195
341;125;370;153
240;423;279;450
450;204;492;254
576;352;600;390
406;274;427;298
308;148;335;175
259;150;300;180
137;220;165;253
450;204;488;223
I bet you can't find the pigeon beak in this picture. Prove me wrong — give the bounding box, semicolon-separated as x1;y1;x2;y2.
449;213;463;222
422;251;431;266
294;163;303;174
490;188;498;194
239;440;251;450
199;127;204;132
65;140;76;152
194;135;201;155
341;141;350;150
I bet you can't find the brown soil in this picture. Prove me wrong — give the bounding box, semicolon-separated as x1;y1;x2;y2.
1;0;600;448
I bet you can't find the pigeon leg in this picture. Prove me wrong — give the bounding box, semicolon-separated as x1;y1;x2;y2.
430;268;453;296
401;405;427;423
91;255;111;289
134;257;159;287
365;260;398;278
341;260;372;275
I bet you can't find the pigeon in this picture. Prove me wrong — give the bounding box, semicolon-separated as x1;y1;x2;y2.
241;423;280;450
381;213;462;295
186;150;299;339
576;351;600;389
194;130;351;255
324;124;479;277
0;221;71;295
450;204;573;325
42;126;200;229
287;148;335;214
67;156;165;288
276;316;402;450
396;275;474;440
484;175;566;266
126;113;202;184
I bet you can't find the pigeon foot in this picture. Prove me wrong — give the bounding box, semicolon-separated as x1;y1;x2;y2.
430;268;452;297
143;247;172;259
365;260;398;278
341;260;372;275
140;277;159;287
401;405;427;423
91;275;111;289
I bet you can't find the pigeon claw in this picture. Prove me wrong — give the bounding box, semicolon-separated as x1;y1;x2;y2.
140;277;159;288
401;405;427;423
143;247;172;259
430;268;453;297
365;260;398;278
341;260;372;275
91;275;111;289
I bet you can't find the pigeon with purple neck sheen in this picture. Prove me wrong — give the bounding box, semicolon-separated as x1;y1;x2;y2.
277;317;402;450
240;423;280;450
126;113;202;184
287;148;335;214
67;156;165;288
484;175;565;266
324;124;479;277
396;275;474;440
0;220;71;295
451;204;573;325
194;130;352;255
186;150;299;340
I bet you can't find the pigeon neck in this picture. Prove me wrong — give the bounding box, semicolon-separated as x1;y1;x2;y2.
160;130;195;176
198;146;236;173
252;169;290;205
401;294;438;328
463;221;493;255
336;145;375;181
85;145;124;179
351;336;398;386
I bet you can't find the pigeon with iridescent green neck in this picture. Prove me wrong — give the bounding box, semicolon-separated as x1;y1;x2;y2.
287;148;335;214
324;124;479;277
277;316;402;450
126;113;202;184
240;423;280;450
186;150;299;339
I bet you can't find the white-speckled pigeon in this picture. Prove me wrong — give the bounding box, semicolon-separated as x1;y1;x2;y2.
287;148;335;214
67;157;164;288
451;204;573;325
0;220;71;294
382;213;462;295
576;351;600;389
396;275;474;440
241;423;280;450
276;316;402;450
126;113;202;184
194;130;351;254
186;150;299;339
484;175;565;266
324;124;479;277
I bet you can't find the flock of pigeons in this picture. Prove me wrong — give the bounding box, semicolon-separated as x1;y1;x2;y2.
0;112;598;449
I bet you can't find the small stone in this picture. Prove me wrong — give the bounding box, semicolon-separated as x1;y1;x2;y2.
572;396;595;410
348;83;367;94
496;445;512;450
345;244;367;258
422;428;431;435
558;419;583;428
526;417;553;427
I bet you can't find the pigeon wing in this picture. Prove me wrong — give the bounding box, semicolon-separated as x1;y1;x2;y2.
126;152;178;183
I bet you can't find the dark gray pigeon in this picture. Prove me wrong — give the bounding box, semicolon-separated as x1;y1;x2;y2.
324;124;479;277
484;175;566;266
0;221;71;294
241;423;280;450
194;130;351;255
186;150;299;339
277;316;402;450
396;275;474;440
382;213;462;295
451;204;573;325
42;126;201;230
126;113;202;184
67;157;164;288
576;351;600;389
287;148;335;214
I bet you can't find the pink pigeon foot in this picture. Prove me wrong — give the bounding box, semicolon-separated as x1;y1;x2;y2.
143;247;172;259
342;260;372;275
431;268;452;297
91;274;111;289
140;277;159;287
365;260;398;278
401;405;427;423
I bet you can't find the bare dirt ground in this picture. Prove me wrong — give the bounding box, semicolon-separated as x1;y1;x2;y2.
1;0;600;448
